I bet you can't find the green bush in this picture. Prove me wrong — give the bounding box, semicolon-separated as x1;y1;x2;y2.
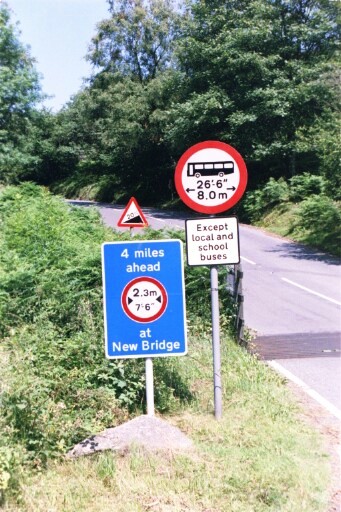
240;175;340;255
0;184;238;499
288;173;325;202
0;185;147;495
242;177;289;222
295;195;341;256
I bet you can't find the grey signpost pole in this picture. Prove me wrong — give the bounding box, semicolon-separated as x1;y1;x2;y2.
210;265;222;419
175;141;248;421
145;358;155;416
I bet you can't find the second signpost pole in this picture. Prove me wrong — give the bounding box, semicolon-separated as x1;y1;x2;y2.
210;266;222;420
145;357;155;416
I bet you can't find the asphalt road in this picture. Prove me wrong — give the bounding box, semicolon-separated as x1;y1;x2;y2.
238;225;341;417
71;201;341;416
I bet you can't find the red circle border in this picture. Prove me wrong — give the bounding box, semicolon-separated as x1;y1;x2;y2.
174;140;248;214
121;276;168;323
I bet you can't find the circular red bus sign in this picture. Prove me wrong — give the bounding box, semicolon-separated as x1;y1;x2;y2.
121;276;168;323
174;141;248;214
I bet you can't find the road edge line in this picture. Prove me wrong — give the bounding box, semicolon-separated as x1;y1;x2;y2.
281;277;341;306
241;256;256;265
268;360;341;421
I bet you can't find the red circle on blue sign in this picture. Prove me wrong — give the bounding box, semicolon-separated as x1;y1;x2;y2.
121;276;168;323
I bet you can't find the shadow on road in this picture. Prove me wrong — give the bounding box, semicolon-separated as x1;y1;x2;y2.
68;200;202;220
266;241;340;266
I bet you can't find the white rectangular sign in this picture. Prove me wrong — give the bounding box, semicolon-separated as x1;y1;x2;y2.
185;217;240;266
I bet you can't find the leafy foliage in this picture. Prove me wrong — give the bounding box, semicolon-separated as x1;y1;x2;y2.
0;186;140;476
1;0;337;215
0;0;335;207
0;0;338;501
0;184;238;499
170;0;339;182
0;3;42;184
87;0;179;82
288;173;325;202
242;177;289;222
240;173;340;255
46;68;185;202
296;109;341;200
294;195;341;256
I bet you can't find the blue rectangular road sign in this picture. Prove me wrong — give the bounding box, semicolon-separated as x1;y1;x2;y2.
102;239;187;359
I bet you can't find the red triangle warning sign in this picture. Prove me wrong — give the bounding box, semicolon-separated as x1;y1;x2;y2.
117;197;148;228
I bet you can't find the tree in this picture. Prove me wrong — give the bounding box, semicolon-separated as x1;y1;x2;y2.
28;0;339;205
0;2;42;183
45;69;180;201
87;0;180;82
169;0;339;184
41;0;184;200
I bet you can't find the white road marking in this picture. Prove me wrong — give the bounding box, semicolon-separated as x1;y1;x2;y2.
148;217;166;223
268;361;341;420
145;216;184;230
281;278;341;306
241;256;257;265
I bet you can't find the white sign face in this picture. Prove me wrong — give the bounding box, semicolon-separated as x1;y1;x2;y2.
185;217;240;266
175;141;248;214
182;148;239;206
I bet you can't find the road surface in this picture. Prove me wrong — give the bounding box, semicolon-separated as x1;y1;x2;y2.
71;201;341;416
238;225;341;417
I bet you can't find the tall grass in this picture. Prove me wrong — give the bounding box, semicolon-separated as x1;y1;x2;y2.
0;184;232;500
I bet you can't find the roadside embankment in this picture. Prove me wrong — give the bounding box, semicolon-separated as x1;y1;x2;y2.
0;184;332;511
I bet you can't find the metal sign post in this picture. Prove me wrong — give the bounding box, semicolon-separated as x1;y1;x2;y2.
175;140;248;420
210;266;222;419
185;217;241;419
145;358;155;416
185;216;241;420
101;239;187;416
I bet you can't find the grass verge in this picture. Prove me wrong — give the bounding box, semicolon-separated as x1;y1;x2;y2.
252;200;341;256
0;184;331;511
2;332;330;512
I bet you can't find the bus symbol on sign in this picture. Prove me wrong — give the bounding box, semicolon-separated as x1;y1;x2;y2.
187;161;234;178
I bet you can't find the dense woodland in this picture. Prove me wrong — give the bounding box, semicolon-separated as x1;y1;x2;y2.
0;0;340;239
